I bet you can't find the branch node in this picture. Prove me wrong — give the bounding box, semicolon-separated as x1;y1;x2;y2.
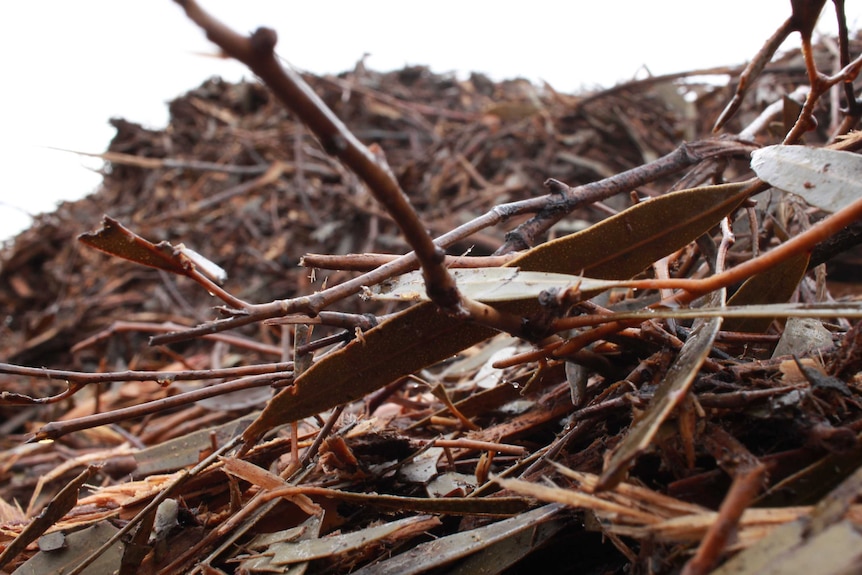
250;27;278;53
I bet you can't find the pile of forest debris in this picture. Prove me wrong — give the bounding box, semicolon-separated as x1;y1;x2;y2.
2;5;862;574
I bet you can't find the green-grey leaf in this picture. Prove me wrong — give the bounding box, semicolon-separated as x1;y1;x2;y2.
751;145;862;213
367;268;621;303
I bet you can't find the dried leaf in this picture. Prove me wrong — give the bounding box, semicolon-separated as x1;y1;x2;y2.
346;504;563;575
11;522;123;575
367;268;617;303
565;360;589;407
37;531;65;552
751;145;862;213
240;513;323;573
134;415;256;475
772;317;833;358
747;521;862;574
176;244;227;283
516;182;750;278
443;517;566;575
0;465;97;570
724;251;810;333
78;216;191;275
244;183;748;442
426;472;476;498
397;446;444;484
262;515;439;566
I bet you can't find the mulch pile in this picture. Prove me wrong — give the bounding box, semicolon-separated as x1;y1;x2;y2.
1;24;862;575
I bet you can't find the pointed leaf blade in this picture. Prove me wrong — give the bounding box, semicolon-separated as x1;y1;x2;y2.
723;251;810;333
512;182;750;277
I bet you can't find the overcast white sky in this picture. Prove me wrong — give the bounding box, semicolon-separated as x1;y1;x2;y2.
1;1;860;242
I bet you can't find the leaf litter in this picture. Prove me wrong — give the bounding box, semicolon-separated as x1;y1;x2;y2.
2;5;862;574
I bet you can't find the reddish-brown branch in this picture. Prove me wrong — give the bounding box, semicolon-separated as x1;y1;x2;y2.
713;17;797;132
682;427;767;575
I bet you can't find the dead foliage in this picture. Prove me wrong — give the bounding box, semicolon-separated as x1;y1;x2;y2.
3;2;862;573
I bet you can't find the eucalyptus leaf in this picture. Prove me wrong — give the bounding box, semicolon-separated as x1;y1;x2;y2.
78;216;191;275
598;301;862;322
348;504;564;575
367;268;619;303
266;516;435;566
12;522;123;575
751;145;862;213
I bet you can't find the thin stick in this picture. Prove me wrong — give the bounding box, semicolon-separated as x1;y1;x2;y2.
0;361;292;387
301;252;516;272
30;373;290;441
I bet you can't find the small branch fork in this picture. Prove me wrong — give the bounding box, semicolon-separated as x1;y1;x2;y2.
175;0;465;314
714;0;862;140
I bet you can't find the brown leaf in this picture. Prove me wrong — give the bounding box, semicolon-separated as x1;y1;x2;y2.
723;251;810;333
78;216;191;276
0;465;97;570
342;504;562;575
